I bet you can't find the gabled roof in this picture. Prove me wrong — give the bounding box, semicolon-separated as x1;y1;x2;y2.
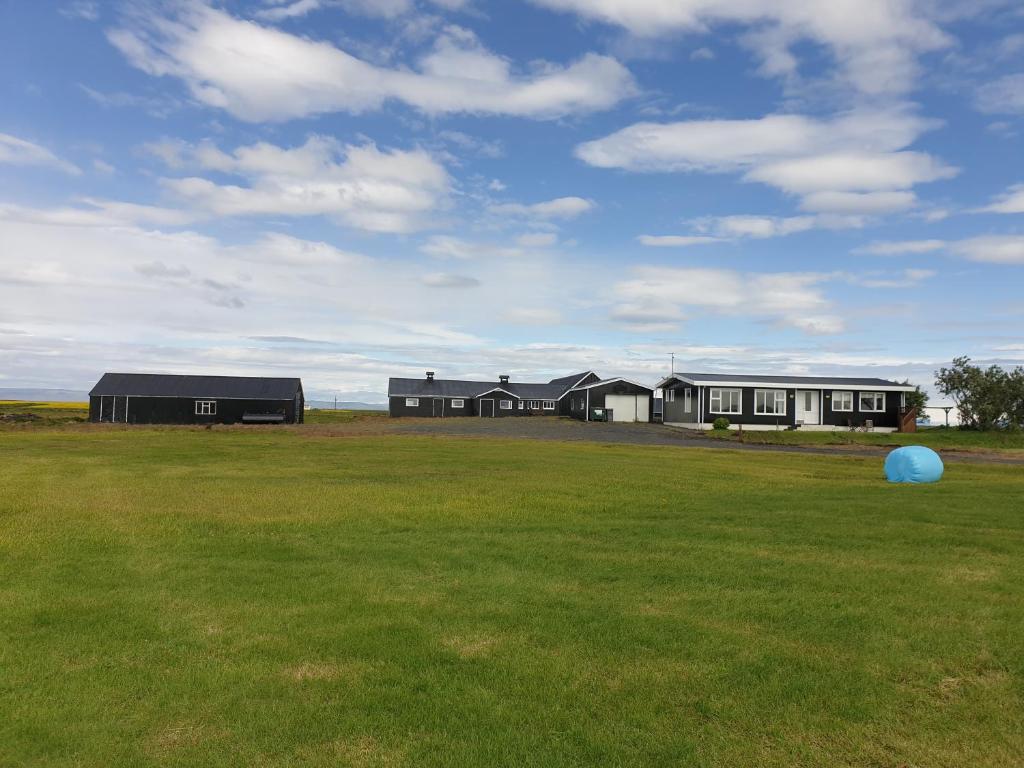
90;373;302;399
388;372;600;399
548;371;598;388
666;372;917;391
387;378;495;398
568;377;653;393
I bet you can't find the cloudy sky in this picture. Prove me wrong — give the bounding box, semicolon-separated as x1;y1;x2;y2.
2;0;1024;402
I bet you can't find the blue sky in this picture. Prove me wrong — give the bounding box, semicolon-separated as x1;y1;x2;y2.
2;0;1024;402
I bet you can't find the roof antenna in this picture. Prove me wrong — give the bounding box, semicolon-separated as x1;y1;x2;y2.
669;352;675;376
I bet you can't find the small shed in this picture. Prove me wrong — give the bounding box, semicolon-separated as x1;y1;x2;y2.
88;373;304;425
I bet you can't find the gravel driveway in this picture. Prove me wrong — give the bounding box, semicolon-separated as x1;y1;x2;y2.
386;416;1024;465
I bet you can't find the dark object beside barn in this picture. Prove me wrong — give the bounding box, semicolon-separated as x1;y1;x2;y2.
88;373;304;425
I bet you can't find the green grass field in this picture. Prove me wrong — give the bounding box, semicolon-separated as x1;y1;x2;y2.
2;425;1023;767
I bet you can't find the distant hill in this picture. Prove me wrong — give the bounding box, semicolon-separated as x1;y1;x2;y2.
306;400;386;411
0;388;89;403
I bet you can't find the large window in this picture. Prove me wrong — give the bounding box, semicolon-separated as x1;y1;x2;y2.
754;389;786;415
709;388;742;414
405;398;419;407
683;388;692;412
451;399;464;408
859;392;885;412
832;391;853;412
528;400;541;409
195;400;216;415
666;390;675;402
500;400;513;410
543;400;555;410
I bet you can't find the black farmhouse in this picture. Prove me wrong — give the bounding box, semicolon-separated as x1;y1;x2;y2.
89;373;304;425
656;372;919;432
388;371;603;418
388;371;656;422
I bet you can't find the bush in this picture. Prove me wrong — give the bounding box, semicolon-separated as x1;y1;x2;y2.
712;417;730;431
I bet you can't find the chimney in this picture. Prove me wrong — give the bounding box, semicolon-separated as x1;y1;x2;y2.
426;371;435;382
499;374;510;384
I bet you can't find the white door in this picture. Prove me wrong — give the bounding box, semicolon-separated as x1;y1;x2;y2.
796;390;819;425
605;395;650;423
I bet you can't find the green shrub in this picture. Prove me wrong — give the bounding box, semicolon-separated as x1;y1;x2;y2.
712;417;731;431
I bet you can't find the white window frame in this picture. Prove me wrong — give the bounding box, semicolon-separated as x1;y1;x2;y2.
832;391;853;412
754;389;787;416
195;400;216;415
518;401;524;410
529;400;541;409
709;388;742;415
451;399;464;408
859;391;886;412
683;388;692;412
405;398;419;407
543;400;555;410
666;389;675;403
500;400;513;410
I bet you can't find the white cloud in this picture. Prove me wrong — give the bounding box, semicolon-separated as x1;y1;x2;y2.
637;235;723;247
0;200;194;228
421;272;481;288
503;308;563;325
977;183;1024;214
950;236;1024;264
612;266;843;334
0;133;81;175
516;232;558;247
854;239;946;256
799;190;919;215
158;136;451;233
690;47;715;61
255;0;464;20
528;0;951;96
576;108;954;215
488;196;595;219
108;5;635;121
640;214;847;246
976;73;1024;115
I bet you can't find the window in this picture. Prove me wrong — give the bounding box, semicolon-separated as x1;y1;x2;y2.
543;400;555;410
451;399;464;408
518;401;524;410
754;389;786;415
684;388;692;412
405;398;419;407
900;392;907;409
859;392;885;412
666;389;675;402
709;388;741;414
195;400;216;415
529;400;541;409
500;400;513;410
832;391;853;412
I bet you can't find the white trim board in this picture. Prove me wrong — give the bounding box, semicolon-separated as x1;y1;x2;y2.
568;377;652;392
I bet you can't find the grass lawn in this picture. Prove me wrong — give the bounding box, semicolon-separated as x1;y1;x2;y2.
2;427;1023;767
699;425;1024;453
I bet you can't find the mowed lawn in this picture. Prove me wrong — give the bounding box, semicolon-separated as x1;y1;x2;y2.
2;428;1023;767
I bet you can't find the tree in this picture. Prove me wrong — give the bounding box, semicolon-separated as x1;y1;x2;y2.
899;380;929;413
934;356;1023;430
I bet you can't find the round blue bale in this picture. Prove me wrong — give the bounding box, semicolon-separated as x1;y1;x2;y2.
884;445;944;484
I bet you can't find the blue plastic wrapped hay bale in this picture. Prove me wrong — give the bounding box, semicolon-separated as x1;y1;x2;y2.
884;445;944;484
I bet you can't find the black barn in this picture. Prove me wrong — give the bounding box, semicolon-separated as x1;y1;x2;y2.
89;373;304;425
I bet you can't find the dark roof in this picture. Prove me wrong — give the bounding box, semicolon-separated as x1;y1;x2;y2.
665;372;916;389
388;378;496;398
90;373;303;399
547;371;595;387
388;373;594;399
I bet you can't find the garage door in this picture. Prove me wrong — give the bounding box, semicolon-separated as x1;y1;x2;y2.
605;394;650;423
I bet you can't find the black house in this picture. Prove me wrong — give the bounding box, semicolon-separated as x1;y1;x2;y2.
387;371;600;417
89;373;304;425
655;372;919;432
